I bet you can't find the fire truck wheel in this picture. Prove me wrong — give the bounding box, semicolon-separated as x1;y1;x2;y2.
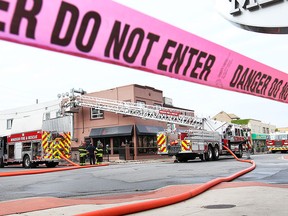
199;154;205;161
236;145;243;158
0;157;4;168
23;155;31;168
178;158;188;163
204;153;208;161
46;162;59;168
206;146;213;161
212;146;219;161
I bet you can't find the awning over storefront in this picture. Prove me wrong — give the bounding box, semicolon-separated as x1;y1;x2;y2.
89;125;133;138
136;125;164;135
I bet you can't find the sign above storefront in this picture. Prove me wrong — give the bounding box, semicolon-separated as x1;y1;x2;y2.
252;133;268;140
215;0;288;34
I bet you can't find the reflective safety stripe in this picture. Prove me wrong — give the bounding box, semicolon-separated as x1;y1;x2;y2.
267;146;288;150
160;146;167;153
181;140;190;151
96;149;103;156
42;131;72;159
157;134;166;145
157;133;167;153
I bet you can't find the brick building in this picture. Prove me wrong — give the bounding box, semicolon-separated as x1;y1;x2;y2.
70;84;191;160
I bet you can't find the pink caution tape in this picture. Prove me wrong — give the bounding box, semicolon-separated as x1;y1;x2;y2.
0;0;288;102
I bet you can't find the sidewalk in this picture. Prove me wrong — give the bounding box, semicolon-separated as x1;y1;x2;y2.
1;182;288;216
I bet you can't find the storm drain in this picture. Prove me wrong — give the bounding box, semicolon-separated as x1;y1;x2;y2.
202;204;236;209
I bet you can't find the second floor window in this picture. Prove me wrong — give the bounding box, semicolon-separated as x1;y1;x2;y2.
136;100;146;107
45;112;51;120
154;103;162;109
7;119;13;129
91;108;104;119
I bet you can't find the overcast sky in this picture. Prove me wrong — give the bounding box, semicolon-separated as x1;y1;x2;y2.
0;0;287;127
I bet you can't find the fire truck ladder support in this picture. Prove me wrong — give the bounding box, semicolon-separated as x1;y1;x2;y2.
64;95;205;129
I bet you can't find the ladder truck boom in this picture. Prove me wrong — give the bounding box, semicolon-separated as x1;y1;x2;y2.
62;94;204;129
60;88;249;163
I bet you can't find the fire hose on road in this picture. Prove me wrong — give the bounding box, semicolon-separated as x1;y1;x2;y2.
0;153;108;177
0;146;255;215
76;146;256;216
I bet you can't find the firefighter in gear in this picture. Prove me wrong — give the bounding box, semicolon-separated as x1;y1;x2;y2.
78;145;87;166
96;141;104;164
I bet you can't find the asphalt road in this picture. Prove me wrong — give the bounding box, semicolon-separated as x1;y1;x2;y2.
0;153;287;202
235;153;288;184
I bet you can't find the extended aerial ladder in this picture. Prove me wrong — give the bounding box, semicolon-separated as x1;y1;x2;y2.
60;89;249;161
61;89;205;129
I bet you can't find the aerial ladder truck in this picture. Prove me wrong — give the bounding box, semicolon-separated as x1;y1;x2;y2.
61;89;249;162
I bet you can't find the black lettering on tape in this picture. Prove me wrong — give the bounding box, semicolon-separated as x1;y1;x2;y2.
158;40;215;81
190;51;207;79
250;72;261;93
230;64;272;96
189;51;215;81
105;21;130;59
279;82;288;100
200;54;215;81
169;44;189;74
0;0;9;32
76;11;101;53
268;78;283;98
183;48;199;76
256;73;268;94
243;69;256;91
157;39;177;71
105;21;160;65
123;28;145;63
10;0;42;39
260;75;271;95
141;33;160;66
51;2;79;46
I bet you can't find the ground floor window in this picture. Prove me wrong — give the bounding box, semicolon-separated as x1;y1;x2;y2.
112;136;132;154
93;138;109;146
92;136;132;155
137;135;157;154
91;135;159;156
92;137;110;153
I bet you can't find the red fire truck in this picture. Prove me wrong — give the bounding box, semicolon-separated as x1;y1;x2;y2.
266;133;288;153
0;130;71;168
157;121;250;162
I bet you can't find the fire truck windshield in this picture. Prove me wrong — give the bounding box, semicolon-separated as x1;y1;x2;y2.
268;133;288;141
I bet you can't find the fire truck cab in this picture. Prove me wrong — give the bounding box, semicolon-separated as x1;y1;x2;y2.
266;133;288;153
220;124;250;158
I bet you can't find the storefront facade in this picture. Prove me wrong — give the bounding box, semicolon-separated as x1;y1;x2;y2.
251;133;268;153
71;84;191;160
